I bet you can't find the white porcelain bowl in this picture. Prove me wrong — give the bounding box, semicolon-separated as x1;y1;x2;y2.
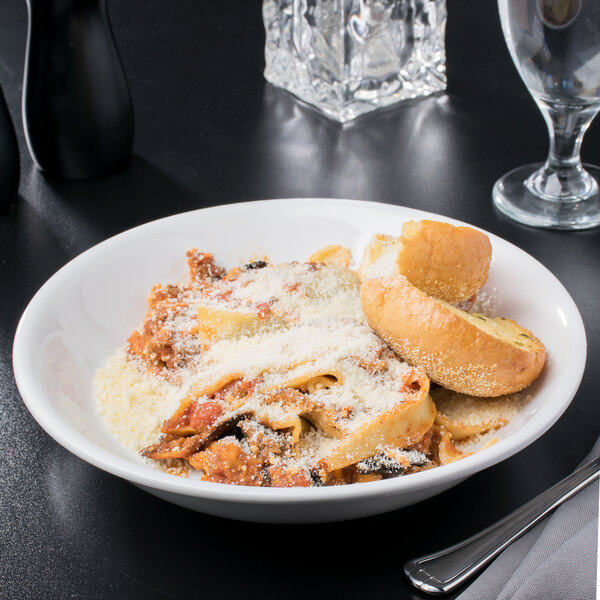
12;199;586;523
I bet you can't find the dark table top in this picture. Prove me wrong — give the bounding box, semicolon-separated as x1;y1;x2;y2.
1;1;599;599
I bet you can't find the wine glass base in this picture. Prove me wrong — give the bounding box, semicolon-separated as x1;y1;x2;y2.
493;163;600;230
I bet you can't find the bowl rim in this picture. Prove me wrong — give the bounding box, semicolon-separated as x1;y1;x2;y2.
12;198;588;505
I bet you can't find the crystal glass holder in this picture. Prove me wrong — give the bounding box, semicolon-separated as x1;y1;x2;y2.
263;0;447;123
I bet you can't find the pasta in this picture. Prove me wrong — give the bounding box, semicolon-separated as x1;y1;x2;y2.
94;245;528;487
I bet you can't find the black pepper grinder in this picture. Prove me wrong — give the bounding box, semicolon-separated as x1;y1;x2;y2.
23;0;134;180
0;84;19;209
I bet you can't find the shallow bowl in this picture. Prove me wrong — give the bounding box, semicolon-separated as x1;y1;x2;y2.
13;199;586;523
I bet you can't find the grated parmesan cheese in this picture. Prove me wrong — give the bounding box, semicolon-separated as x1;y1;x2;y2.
95;350;183;454
94;254;526;484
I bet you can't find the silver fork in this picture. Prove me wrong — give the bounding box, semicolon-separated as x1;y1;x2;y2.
404;457;600;596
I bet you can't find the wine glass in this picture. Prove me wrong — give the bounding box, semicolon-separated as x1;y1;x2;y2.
493;0;600;229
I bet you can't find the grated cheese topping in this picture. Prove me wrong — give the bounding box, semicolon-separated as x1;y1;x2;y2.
94;254;528;484
95;262;409;464
95;350;183;455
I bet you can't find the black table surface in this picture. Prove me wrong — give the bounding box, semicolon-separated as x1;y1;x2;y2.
1;2;599;599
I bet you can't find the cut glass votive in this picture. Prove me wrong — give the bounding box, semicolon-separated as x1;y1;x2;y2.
263;0;447;123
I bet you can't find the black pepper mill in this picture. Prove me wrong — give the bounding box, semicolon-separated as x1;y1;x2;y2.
0;85;19;209
23;0;134;180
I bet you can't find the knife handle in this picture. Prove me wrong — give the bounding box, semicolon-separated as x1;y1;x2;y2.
404;457;600;596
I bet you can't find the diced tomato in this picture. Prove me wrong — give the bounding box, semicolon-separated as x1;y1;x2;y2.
268;466;313;488
255;301;273;319
189;440;265;486
189;400;223;431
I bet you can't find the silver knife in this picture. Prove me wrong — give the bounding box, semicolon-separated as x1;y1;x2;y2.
404;456;600;595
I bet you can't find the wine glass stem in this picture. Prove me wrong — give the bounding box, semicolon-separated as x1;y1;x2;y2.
527;102;600;201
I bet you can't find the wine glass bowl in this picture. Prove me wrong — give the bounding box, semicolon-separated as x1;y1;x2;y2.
493;0;600;229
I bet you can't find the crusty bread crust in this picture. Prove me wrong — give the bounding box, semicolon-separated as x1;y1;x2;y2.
361;275;545;397
360;220;492;304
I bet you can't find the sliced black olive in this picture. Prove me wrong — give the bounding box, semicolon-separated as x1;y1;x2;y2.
357;451;428;476
244;260;268;270
309;469;324;486
204;411;253;445
357;455;405;476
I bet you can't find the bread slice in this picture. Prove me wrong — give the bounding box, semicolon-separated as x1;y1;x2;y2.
361;275;545;397
430;386;526;440
360;220;492;304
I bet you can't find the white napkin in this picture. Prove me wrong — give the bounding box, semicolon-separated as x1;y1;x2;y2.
457;439;599;600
